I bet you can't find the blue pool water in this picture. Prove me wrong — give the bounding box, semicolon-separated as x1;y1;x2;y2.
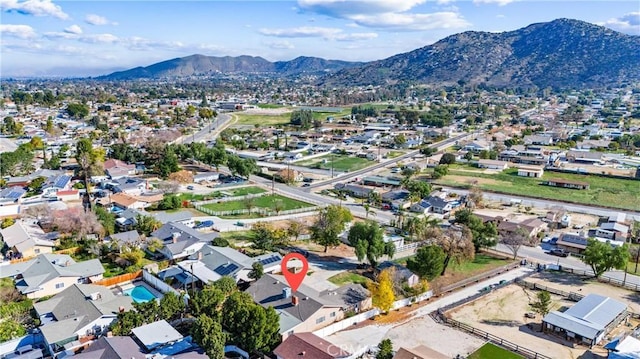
123;285;156;303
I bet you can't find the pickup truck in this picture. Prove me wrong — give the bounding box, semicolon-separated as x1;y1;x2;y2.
549;248;569;257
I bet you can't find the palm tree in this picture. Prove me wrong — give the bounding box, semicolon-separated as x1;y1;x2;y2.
363;203;376;219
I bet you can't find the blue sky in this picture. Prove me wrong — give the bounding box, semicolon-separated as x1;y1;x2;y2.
1;0;638;77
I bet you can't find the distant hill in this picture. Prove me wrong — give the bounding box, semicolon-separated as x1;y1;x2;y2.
321;18;640;88
100;54;362;80
100;19;639;88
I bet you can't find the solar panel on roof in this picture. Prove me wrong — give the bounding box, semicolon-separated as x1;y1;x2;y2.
214;263;239;276
260;256;279;265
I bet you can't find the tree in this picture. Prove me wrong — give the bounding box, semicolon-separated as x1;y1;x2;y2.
94;206;116;236
287;220;303;241
111;310;145;336
348;221;395;269
432;165;449;179
407;245;445;280
363;203;376;219
368;268;395;313
158;194;182;210
53;207;104;240
1;217;15;229
135;215;162;236
454;209;497;251
0;320;27;342
248;262;264;280
66;103;90;119
376;339;394;359
156;146;180;179
159;292;185;321
404;180;431;200
394;134;406;147
499;227;529;259
529;290;552;328
438;226;475;275
75;138;104;210
190;285;226;319
467;186;484;209
192;314;226;359
311;205;353;252
251;222;287;251
222;292;280;353
290;110;313;129
439;153;456;165
582;239;630;278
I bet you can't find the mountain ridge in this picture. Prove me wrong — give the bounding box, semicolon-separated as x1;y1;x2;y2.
100;18;640;88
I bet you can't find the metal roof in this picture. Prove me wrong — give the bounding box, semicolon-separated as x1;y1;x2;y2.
131;320;183;351
543;294;627;340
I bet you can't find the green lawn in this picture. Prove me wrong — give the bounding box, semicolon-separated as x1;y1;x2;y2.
200;194;313;213
178;187;266;202
328;272;369;286
469;343;524;359
386;151;405;159
435;168;640;211
256;103;285;109
295;154;373;172
235;108;351;127
448;254;513;274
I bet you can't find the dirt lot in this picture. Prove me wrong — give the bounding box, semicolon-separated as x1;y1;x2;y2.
448;272;640;359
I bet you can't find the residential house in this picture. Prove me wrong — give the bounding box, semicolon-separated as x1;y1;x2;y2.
193;172;219;183
42;174;73;198
517;166;544;178
106;177;147;196
172;245;282;285
362;176;401;187
523;135;553;146
151;210;195;226
463;140;491;152
542;294;627;347
556;233;590;254
103;159;136;179
0;253;105;299
604;335;640;359
566;150;604;165
0;186;26;205
335;184;375;199
33;283;134;354
477;159;509;171
545;178;590;190
247;274;365;339
423;195;459;215
110;192;146;210
114;208;148;231
105;230;143;251
381;189;411;210
595;222;629;242
379;262;419;287
153;222;218;261
0;219;56;259
273;333;350;359
131;320;183;352
497;218;546;240
576;140;611;150
410;200;432;214
72;336;146;359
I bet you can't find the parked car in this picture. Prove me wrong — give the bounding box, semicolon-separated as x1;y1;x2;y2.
549;248;568;257
186;185;194;190
194;220;214;229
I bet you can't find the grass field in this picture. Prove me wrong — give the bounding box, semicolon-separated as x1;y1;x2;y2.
234;108;351;126
327;272;369;286
435;167;640;211
200;194;313;213
468;343;524;359
178;186;266;202
386;151;405;159
295;154;373;172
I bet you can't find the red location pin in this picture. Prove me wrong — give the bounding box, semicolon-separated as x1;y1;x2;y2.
281;253;309;292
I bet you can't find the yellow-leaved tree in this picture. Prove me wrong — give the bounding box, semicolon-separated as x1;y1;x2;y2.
369;268;396;313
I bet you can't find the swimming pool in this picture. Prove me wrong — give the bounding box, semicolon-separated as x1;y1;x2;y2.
123;285;157;303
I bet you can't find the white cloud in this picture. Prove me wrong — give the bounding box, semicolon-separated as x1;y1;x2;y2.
296;0;470;31
0;0;69;19
298;0;426;17
599;12;640;34
0;24;36;38
496;14;506;18
64;24;82;34
267;40;295;49
260;26;377;41
350;11;470;31
43;31;119;43
85;13;116;26
472;0;515;6
436;0;456;4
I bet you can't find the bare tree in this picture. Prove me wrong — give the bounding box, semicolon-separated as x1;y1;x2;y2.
438;226;475;275
500;226;529;259
53;207;104;240
23;203;52;223
467;186;484;209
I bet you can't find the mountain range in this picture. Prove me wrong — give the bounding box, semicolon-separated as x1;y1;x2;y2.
101;19;640;88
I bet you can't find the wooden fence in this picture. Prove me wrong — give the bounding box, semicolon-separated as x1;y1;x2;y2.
195;205;318;218
433;311;553;359
515;279;584;302
93;270;142;287
438;262;521;294
53;246;82;255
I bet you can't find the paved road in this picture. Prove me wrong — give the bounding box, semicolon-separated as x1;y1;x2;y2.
178;113;233;145
255;161;341;177
493;243;640;287
443;187;640;221
305;133;473;190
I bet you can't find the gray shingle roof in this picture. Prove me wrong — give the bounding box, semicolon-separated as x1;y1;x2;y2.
131;320;183;351
35;284;133;345
72;336;146;359
152;222;217;244
11;254;104;294
107;230;141;244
